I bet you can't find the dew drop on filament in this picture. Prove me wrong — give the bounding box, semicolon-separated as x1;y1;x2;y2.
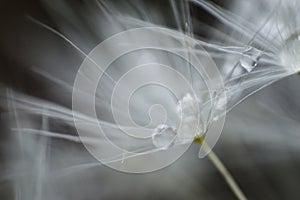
240;47;261;72
152;124;177;150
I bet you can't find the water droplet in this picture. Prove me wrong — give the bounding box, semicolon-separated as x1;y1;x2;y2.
152;124;177;150
240;47;261;72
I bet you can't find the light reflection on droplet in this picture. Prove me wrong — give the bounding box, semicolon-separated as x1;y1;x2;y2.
240;47;261;72
152;124;177;150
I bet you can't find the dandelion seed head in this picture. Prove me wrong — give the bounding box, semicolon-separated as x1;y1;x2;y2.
176;93;199;120
176;93;202;140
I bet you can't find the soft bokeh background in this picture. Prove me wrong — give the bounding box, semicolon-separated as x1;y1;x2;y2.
1;0;300;199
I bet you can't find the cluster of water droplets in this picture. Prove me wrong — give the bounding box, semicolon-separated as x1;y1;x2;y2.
151;93;201;150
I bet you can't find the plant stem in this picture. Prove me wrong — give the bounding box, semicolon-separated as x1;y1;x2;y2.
195;136;247;200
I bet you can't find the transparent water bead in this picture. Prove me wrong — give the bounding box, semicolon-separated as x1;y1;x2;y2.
240;47;261;72
152;124;177;150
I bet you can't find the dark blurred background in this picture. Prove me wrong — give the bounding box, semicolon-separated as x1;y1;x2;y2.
1;0;300;200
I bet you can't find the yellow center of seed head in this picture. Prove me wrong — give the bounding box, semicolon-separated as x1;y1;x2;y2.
193;135;204;144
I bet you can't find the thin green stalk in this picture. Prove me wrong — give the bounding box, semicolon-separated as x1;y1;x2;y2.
194;136;247;200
